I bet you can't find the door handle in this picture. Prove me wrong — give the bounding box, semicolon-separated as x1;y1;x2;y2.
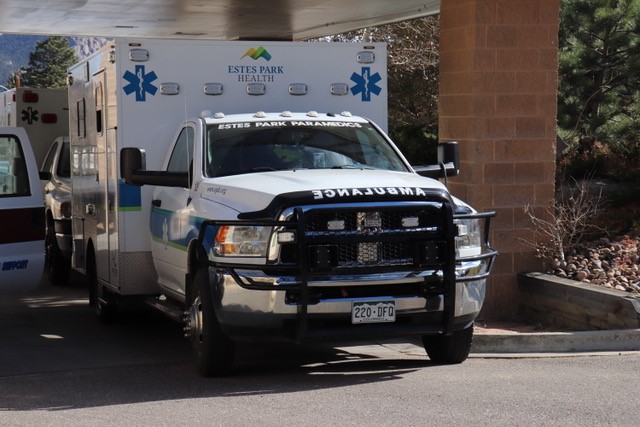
152;199;161;207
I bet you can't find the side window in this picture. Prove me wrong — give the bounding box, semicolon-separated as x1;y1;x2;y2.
0;135;31;197
77;98;86;138
41;141;59;173
95;83;104;135
57;141;71;178
167;127;194;173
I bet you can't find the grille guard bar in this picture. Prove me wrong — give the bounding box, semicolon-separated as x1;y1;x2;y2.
197;205;497;338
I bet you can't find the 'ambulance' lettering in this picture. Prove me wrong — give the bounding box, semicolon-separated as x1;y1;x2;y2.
311;187;431;200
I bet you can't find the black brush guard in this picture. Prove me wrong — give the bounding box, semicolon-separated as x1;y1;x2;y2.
198;201;496;341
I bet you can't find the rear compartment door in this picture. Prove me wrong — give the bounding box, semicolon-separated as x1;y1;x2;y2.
0;127;45;291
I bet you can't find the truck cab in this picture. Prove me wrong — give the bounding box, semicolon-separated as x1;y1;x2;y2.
122;111;497;376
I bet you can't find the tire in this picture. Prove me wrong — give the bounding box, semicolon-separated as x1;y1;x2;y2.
87;250;115;324
422;325;474;364
185;267;234;377
44;222;70;286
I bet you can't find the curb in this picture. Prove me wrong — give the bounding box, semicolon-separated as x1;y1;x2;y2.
472;329;640;353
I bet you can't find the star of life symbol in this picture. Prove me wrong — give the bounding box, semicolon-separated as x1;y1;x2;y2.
21;107;39;124
350;67;382;102
123;65;158;102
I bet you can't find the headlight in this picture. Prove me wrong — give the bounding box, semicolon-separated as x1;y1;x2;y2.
213;225;272;257
454;218;482;258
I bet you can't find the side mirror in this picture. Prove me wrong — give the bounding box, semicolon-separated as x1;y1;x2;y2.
120;147;145;185
120;147;189;188
414;141;460;179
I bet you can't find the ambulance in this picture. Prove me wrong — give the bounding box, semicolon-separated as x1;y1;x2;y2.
68;39;497;376
0;127;45;292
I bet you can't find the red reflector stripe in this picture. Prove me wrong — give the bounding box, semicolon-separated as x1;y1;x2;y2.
0;207;45;244
22;91;39;103
41;113;57;124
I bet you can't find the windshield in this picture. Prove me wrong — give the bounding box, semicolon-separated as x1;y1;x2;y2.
205;121;408;177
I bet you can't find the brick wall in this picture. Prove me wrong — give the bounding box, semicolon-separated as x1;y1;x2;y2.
439;0;560;318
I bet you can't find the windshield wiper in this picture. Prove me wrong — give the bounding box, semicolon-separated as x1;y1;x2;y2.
331;165;375;170
248;167;278;172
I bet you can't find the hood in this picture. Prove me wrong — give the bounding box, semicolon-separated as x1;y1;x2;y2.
199;169;451;218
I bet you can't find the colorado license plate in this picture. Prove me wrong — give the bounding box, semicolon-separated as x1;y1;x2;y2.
352;300;396;324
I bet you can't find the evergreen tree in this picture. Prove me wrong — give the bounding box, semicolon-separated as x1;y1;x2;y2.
321;16;440;165
558;0;640;149
20;36;77;89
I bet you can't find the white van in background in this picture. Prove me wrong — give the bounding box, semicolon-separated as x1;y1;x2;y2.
0;127;45;292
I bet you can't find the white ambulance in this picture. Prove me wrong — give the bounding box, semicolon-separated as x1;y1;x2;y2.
0;127;45;292
0;87;69;167
69;39;496;376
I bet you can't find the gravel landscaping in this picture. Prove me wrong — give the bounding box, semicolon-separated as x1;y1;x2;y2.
549;233;640;294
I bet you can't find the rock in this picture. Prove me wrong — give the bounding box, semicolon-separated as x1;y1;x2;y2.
615;284;627;291
575;271;589;281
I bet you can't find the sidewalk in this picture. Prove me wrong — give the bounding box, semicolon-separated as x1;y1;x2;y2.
473;321;640;354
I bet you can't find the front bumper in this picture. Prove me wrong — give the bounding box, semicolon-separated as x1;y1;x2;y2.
210;263;492;342
200;204;496;343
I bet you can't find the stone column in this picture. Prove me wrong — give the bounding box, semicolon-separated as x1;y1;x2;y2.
439;0;560;318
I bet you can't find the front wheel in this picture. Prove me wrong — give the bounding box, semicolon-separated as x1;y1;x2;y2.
185;267;235;377
87;250;115;324
44;222;70;286
422;325;474;364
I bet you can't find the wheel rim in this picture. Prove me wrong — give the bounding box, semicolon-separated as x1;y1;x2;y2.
187;295;204;344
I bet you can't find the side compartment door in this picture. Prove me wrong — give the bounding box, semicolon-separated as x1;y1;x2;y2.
93;70;111;283
0;128;45;291
149;124;197;298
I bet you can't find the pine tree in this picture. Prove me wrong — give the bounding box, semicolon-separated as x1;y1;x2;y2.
20;36;77;89
558;0;640;147
321;16;440;165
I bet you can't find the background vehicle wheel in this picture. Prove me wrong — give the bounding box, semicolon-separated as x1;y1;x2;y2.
87;250;115;324
44;223;70;286
186;267;234;377
422;325;474;364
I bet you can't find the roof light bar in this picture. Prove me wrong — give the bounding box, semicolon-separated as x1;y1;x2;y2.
330;83;349;96
129;48;149;62
160;83;180;95
247;83;266;96
41;113;57;124
204;83;223;95
288;83;307;95
357;51;375;64
22;91;39;103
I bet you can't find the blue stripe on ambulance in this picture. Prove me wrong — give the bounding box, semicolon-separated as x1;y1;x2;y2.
118;180;142;211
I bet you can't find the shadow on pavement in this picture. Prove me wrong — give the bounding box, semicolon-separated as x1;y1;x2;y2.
0;275;433;411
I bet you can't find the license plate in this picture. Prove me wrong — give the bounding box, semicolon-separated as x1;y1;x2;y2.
352;300;396;324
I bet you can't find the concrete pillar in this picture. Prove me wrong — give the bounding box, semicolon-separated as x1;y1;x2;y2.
439;0;560;318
